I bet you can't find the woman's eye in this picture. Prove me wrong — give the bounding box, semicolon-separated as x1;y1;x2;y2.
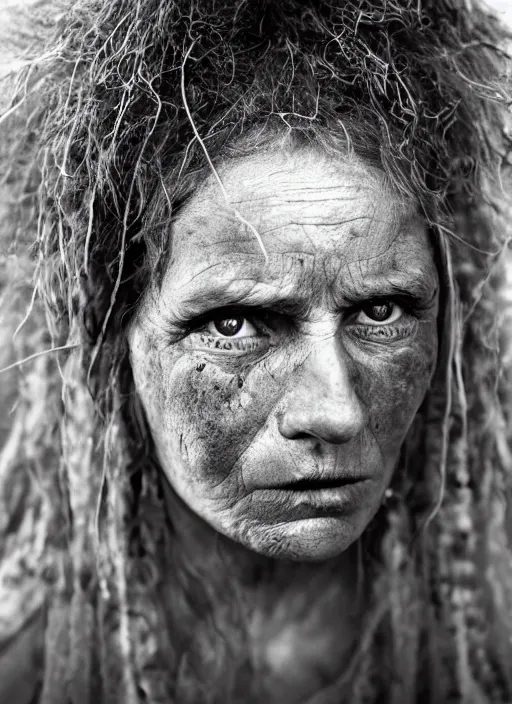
207;315;258;338
355;301;403;326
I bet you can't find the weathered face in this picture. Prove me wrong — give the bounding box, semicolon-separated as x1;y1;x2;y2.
128;148;439;562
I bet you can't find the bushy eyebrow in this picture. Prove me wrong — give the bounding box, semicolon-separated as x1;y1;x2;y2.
340;276;439;308
169;277;309;322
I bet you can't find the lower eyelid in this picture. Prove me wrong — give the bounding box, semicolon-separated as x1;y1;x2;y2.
348;318;418;342
188;332;270;353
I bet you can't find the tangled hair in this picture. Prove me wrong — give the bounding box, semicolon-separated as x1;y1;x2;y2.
1;0;512;701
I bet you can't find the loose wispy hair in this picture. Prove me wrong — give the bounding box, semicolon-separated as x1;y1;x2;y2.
1;0;512;701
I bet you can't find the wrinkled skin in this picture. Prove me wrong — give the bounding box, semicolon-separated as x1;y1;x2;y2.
128;147;439;562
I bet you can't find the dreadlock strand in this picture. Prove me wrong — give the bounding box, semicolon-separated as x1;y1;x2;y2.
1;1;511;701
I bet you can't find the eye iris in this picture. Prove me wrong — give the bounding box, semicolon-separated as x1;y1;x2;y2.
214;317;244;336
366;302;393;322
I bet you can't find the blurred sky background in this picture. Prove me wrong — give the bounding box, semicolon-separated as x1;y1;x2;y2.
487;0;512;29
492;0;512;26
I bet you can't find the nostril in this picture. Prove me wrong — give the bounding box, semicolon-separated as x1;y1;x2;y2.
289;432;312;441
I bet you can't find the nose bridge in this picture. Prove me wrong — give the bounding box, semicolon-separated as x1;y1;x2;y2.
309;332;352;397
278;331;366;444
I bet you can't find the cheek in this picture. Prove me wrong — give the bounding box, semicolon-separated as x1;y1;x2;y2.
167;361;278;484
131;332;284;491
355;323;437;451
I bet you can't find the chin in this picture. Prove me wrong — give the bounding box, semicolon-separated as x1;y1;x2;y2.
238;516;363;562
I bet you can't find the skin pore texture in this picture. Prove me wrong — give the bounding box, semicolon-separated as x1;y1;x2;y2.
128;146;440;697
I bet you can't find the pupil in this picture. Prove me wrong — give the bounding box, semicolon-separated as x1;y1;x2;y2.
215;317;244;336
367;302;392;321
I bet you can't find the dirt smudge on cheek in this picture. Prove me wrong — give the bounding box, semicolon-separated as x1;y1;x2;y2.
157;356;283;487
354;325;438;455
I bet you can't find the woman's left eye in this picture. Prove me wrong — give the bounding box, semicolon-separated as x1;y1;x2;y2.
355;301;404;326
206;315;258;338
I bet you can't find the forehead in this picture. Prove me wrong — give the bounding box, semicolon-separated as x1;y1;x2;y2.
161;148;433;293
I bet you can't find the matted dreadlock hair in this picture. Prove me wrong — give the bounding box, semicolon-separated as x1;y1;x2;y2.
1;0;512;701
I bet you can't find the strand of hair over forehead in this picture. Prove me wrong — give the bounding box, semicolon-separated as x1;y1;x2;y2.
0;0;512;701
5;0;509;370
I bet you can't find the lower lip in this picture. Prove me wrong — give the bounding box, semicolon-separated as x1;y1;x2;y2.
248;480;372;522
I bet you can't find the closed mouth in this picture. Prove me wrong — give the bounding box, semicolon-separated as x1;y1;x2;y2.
278;476;364;491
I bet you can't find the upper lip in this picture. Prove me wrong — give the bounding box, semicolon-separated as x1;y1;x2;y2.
274;475;367;491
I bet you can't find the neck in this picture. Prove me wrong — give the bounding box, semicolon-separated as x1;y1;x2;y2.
160;481;368;701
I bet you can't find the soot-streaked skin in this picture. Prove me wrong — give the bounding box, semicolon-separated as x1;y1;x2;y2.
128;147;439;563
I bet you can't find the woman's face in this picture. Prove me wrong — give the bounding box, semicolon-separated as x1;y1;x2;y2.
128;148;439;561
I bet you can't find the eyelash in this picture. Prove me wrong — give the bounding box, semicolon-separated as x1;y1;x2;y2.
185;307;271;334
183;296;421;346
196;332;267;353
347;295;419;317
181;307;272;353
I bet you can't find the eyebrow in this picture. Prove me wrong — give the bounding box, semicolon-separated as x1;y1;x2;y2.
170;276;310;322
166;265;438;324
340;273;439;307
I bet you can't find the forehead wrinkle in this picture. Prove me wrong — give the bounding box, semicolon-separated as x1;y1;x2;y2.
235;188;381;226
238;216;375;246
160;252;317;318
343;230;399;265
189;195;376;231
204;169;391;222
171;165;410;259
230;185;376;208
211;200;388;251
239;191;404;248
169;251;313;288
161;151;429;310
333;203;427;264
219;151;386;193
173;202;380;262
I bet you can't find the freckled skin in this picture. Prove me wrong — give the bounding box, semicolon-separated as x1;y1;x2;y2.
128;147;439;563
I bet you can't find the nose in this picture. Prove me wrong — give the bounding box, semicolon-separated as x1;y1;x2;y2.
277;336;366;445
